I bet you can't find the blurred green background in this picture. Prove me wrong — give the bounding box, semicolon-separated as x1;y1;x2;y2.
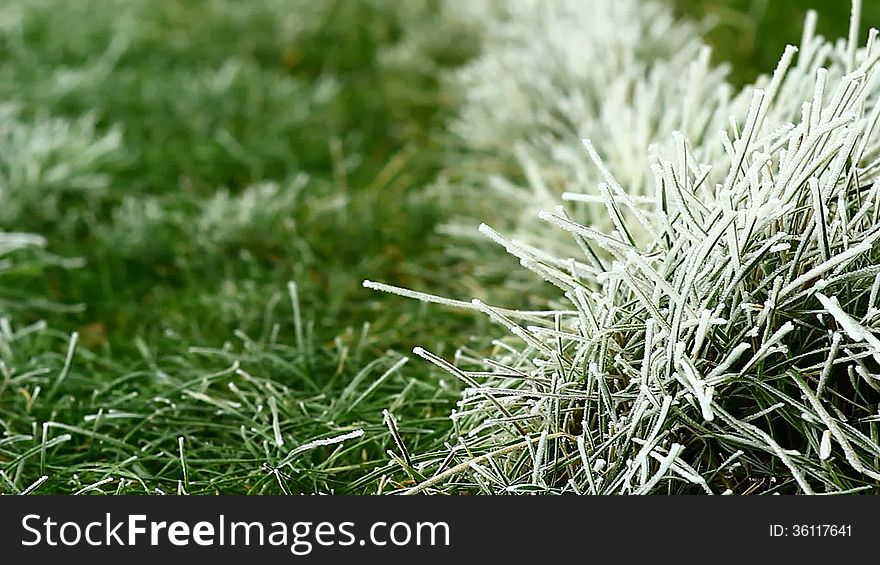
677;0;880;84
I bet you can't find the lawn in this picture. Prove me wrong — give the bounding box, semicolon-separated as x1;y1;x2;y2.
0;0;873;494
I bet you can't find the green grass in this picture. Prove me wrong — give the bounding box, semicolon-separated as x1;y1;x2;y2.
0;0;871;494
0;0;481;494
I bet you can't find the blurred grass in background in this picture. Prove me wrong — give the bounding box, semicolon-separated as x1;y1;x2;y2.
676;0;880;85
0;0;483;494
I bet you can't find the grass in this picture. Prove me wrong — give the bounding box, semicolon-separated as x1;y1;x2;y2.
369;0;880;494
0;0;480;494
0;0;875;494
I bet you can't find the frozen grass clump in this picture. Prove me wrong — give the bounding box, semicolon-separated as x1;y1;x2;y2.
442;0;864;249
193;178;309;252
101;176;309;261
445;0;736;240
0;104;124;229
369;3;880;494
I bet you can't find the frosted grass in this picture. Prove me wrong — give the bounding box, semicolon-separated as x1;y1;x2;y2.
368;1;880;494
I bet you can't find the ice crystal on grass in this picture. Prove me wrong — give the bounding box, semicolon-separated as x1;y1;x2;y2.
370;2;880;494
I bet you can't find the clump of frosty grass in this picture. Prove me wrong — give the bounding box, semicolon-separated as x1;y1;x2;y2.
0;104;123;229
445;0;734;242
367;2;880;494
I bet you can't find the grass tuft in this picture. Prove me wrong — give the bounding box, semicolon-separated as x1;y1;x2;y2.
369;1;880;494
